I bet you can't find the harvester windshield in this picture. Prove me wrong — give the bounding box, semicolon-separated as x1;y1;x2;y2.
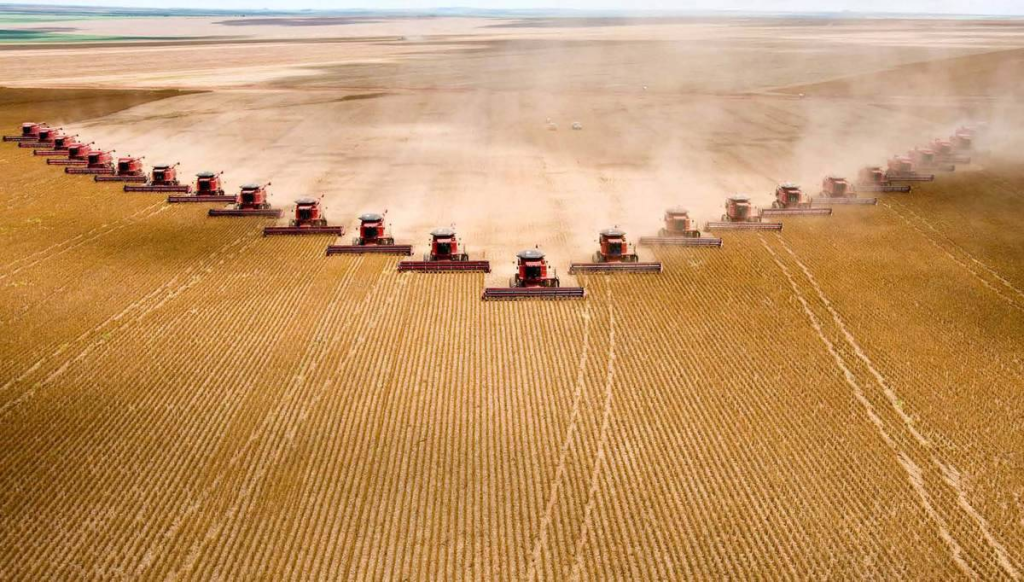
118;161;130;173
525;264;542;279
436;241;452;255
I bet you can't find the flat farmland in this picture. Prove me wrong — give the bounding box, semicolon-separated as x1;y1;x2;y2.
2;15;1024;580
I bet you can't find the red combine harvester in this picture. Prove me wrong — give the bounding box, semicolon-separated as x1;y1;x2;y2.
929;138;971;164
125;164;190;193
813;175;878;205
65;150;115;175
167;171;234;203
397;227;491;272
264;197;344;235
706;196;783;230
908;148;954;172
762;183;832;216
886;156;934;182
482;249;585;300
18;126;61;148
209;183;282;217
33;134;76;156
94;156;146;182
46;141;93;166
638;207;722;247
326;212;412;255
854;166;910;193
952;127;975;152
3;122;47;142
569;228;662;273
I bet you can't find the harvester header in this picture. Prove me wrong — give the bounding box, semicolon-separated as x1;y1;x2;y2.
638;207;722;247
326;211;412;255
706;196;783;231
570;228;662;273
483;248;585;300
398;227;491;272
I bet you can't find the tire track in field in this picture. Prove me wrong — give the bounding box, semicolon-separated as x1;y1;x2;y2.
526;301;591;582
568;282;616;582
772;233;1021;580
758;234;977;579
0;201;168;279
880;201;1024;313
891;198;1024;303
0;224;256;398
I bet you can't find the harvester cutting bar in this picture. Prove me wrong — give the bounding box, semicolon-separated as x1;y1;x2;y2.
887;173;934;182
3;135;39;142
762;208;833;217
65;167;114;175
95;175;147;183
208;208;283;218
125;184;190;193
33;149;69;157
568;262;662;274
326;244;413;256
397;260;492;273
46;158;86;166
811;197;877;206
949;156;971;164
482;287;585;300
264;226;345;236
705;221;783;231
19;142;55;149
166;194;235;203
637;236;723;247
858;185;910;193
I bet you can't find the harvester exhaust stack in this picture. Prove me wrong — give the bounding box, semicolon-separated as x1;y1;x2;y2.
397;227;491;272
705;196;783;231
482;249;584;300
637;207;722;247
264;196;345;235
325;212;412;255
569;228;662;274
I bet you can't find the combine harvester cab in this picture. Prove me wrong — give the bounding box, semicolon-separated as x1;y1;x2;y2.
95;156;146;182
886;156;934;182
264;197;344;235
483;249;585;300
4;122;47;142
638;207;722;247
952;127;975;152
569;228;662;274
326;212;412;255
706;196;783;231
46;141;93;166
397;227;491;272
208;183;282;217
909;147;954;172
813;175;877;205
930;138;971;164
18;126;60;148
853;166;909;193
33;134;75;156
167;171;235;203
762;183;832;216
65;150;115;175
125;163;191;193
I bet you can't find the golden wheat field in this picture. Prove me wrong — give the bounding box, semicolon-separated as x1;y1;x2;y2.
2;14;1024;581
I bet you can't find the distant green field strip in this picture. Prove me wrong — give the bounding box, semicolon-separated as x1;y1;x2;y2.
0;30;180;43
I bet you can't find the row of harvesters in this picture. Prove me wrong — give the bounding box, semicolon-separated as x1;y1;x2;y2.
6;120;985;302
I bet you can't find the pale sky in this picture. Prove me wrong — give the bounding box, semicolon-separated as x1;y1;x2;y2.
5;0;1024;15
